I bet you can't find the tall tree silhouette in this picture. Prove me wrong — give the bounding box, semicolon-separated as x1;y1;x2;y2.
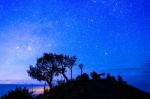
79;64;84;75
67;56;77;80
56;55;76;81
27;53;59;89
56;54;69;82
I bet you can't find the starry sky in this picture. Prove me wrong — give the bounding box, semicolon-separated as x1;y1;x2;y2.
0;0;150;91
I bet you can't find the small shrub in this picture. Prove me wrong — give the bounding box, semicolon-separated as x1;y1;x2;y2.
91;72;100;80
76;73;89;82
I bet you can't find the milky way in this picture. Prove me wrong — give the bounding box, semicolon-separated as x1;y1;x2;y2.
0;0;149;91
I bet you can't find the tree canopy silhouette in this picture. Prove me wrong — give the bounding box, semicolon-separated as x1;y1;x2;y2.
27;53;77;88
67;56;77;80
27;53;58;88
91;71;100;80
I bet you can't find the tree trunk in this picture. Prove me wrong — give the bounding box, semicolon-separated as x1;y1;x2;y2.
71;67;72;80
47;81;52;89
62;73;69;82
46;74;53;89
61;66;68;82
81;69;83;75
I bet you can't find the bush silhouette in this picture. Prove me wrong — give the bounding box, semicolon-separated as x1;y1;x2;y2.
76;73;89;82
1;88;33;99
91;71;100;80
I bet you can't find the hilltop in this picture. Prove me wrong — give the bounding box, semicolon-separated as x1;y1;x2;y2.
37;73;150;99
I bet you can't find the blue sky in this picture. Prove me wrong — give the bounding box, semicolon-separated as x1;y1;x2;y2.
0;0;150;91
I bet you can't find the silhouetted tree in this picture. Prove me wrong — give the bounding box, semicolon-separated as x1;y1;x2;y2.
67;56;77;80
55;54;69;82
106;73;116;82
56;54;76;82
79;64;84;75
27;53;77;88
91;71;100;80
27;53;59;89
117;75;126;84
106;73;111;80
76;73;89;81
118;75;123;82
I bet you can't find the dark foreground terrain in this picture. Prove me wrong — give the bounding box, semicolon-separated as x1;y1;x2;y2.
1;73;150;99
38;73;150;99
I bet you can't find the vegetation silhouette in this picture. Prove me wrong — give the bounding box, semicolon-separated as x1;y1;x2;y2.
27;53;57;89
76;73;90;82
67;56;77;80
91;71;100;80
37;72;150;99
27;53;77;89
79;64;84;75
1;53;150;99
1;88;33;99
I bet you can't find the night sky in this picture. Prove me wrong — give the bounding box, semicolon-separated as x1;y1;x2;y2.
0;0;150;91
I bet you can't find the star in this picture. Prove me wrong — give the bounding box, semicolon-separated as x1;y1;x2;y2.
104;52;109;56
